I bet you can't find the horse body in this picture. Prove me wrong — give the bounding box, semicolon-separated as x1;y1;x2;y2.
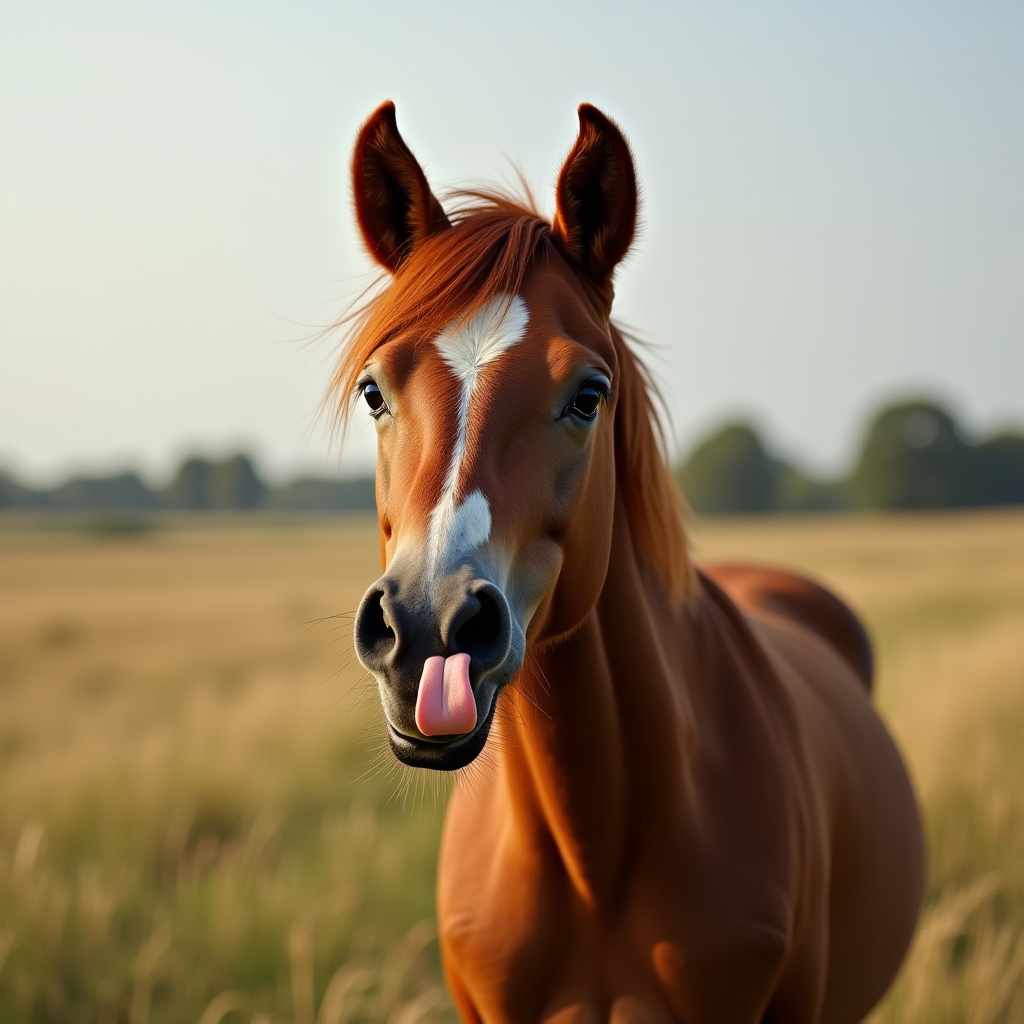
339;101;924;1023
439;517;922;1024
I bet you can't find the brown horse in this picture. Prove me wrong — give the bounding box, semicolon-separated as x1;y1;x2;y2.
337;101;924;1024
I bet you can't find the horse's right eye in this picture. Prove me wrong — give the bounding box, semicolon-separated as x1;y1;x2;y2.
362;382;387;415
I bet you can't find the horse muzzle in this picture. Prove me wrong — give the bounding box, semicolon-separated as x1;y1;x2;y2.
353;562;519;770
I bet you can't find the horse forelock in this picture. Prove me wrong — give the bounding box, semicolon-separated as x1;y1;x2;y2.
328;190;692;602
327;191;550;421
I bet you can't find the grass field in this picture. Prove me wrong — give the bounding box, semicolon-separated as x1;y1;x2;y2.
1;512;1022;1023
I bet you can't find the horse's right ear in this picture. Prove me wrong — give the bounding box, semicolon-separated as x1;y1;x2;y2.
351;101;450;273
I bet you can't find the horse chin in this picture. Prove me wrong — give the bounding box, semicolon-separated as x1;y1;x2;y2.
386;695;500;771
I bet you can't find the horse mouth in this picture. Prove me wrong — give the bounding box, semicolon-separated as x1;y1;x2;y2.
385;694;500;771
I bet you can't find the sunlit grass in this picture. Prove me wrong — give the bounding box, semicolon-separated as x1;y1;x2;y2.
0;511;1021;1022
0;521;456;1023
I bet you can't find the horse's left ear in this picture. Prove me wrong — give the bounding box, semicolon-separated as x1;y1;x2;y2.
551;104;638;297
351;101;451;273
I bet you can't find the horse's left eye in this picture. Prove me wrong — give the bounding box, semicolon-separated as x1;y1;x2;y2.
361;380;388;416
567;384;604;421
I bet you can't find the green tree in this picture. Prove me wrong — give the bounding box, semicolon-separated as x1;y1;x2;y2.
163;457;213;509
208;455;266;509
162;455;266;509
676;424;782;513
974;433;1024;506
54;472;158;510
849;401;974;509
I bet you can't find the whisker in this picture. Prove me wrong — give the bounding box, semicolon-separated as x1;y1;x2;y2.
303;611;358;630
353;749;397;787
526;651;555;698
327;651;360;673
321;624;355;638
334;669;376;708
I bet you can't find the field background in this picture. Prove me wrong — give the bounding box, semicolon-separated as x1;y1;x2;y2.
1;513;1022;1024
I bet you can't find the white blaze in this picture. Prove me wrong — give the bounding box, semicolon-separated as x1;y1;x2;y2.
427;295;529;570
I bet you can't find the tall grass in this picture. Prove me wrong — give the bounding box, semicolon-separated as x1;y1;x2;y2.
0;522;455;1023
0;512;1021;1022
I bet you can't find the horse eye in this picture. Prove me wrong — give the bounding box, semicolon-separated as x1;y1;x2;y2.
362;382;386;415
568;385;603;421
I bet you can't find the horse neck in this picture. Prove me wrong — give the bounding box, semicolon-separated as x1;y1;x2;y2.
496;490;697;908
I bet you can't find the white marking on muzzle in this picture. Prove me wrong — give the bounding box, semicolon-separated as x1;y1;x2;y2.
427;295;529;570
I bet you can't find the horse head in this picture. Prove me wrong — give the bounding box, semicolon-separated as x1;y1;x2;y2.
339;102;681;770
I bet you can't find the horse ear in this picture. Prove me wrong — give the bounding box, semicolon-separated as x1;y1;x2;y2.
551;104;638;296
351;101;450;273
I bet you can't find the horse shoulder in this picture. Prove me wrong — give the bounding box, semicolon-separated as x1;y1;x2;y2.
437;782;573;1021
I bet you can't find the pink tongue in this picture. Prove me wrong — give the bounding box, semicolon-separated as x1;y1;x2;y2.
415;653;478;737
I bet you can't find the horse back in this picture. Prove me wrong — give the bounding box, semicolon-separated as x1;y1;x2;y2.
702;563;874;694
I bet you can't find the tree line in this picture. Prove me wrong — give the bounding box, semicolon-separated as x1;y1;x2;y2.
0;455;376;512
2;398;1022;516
678;398;1024;514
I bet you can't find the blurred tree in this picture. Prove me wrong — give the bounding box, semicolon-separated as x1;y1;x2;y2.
974;433;1024;506
0;470;45;508
849;401;975;509
846;400;1024;509
208;455;266;509
54;472;159;510
676;423;845;514
774;467;847;512
676;424;784;513
163;455;266;509
163;457;212;509
267;476;376;511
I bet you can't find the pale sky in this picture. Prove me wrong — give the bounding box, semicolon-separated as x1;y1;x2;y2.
2;0;1021;484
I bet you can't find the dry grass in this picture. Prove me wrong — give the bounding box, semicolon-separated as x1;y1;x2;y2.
0;511;1021;1022
0;519;453;1024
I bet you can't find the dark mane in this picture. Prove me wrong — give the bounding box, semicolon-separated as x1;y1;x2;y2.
329;190;692;601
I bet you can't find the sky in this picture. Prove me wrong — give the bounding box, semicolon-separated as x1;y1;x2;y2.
1;0;1022;484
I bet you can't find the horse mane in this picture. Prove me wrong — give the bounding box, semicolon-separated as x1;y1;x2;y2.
328;190;693;603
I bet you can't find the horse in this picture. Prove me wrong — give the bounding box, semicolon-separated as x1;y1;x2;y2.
336;100;924;1024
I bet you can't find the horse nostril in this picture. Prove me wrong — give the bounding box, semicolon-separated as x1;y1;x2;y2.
452;586;510;670
354;587;397;670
